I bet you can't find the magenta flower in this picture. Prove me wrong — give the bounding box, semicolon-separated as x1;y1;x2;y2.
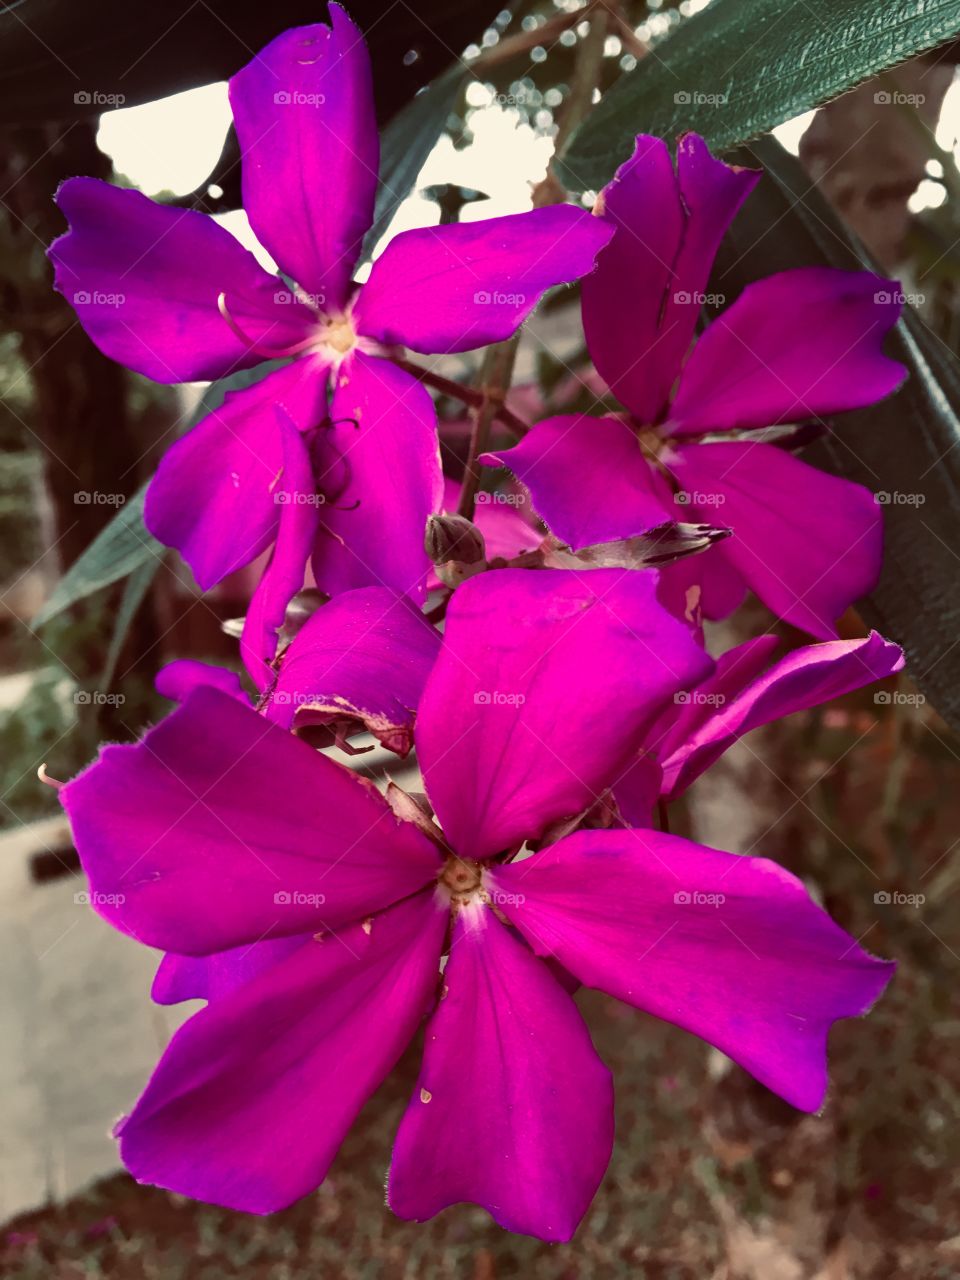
63;569;892;1239
157;582;441;754
613;630;905;824
482;133;908;638
48;4;612;607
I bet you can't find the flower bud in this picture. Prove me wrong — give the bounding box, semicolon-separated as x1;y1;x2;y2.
424;514;487;567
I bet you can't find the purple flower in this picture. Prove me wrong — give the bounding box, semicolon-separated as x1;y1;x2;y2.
157;583;440;754
63;569;892;1239
613;630;905;825
48;4;612;611
482;133;908;638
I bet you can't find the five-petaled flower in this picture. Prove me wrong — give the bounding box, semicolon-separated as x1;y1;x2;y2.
482;133;908;638
48;3;612;658
62;570;894;1241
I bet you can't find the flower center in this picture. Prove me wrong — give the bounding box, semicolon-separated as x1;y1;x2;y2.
322;314;357;355
438;855;484;907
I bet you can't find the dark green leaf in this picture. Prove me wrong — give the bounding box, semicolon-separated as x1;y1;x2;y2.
559;0;960;193
362;64;466;259
711;135;960;731
33;360;285;627
99;557;160;688
33;483;161;627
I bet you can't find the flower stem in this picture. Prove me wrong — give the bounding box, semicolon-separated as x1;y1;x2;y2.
394;358;530;436
457;339;520;520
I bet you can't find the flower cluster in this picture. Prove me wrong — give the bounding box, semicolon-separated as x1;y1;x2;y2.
52;4;907;1243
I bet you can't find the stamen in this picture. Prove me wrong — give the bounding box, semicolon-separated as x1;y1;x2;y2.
37;763;63;791
217;292;319;359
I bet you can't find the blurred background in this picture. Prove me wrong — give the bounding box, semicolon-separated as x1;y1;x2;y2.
0;1;958;1276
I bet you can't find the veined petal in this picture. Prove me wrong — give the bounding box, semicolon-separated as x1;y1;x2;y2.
229;4;377;308
49;177;314;383
144;356;330;591
667;440;883;638
388;907;613;1241
241;412;320;692
491;828;894;1111
655;631;904;799
120;892;446;1213
354;205;613;353
415;568;713;861
667;267;907;435
265;586;441;755
481;414;671;549
62;687;441;956
583;133;758;423
312;353;442;601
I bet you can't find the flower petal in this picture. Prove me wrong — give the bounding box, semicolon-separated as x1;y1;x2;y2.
155;659;248;705
62;687;441;956
229;4;377;308
655;631;904;799
667;267;906;435
264;586;441;755
144;356;329;591
312;353;442;601
583;133;758;423
481;414;671;548
49;177;314;383
654;539;747;629
415;568;713;861
354;205;613;353
120;892;446;1213
152;935;308;1005
388;907;613;1241
491;828;894;1111
241;413;320;691
667;440;883;638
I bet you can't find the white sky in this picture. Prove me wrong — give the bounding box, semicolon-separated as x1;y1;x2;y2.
96;67;960;252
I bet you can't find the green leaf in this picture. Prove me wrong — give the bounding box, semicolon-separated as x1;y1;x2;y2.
99;557;160;688
33;360;286;628
559;0;960;192
33;482;162;627
362;63;465;259
711;135;960;732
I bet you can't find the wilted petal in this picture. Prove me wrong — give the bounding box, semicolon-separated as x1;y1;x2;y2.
481;415;670;549
491;828;894;1110
120;892;446;1212
583;133;758;424
144;356;330;591
312;353;442;601
49;178;314;383
667;267;906;435
229;4;377;308
667;440;882;638
415;568;713;861
265;586;441;754
354;205;613;353
388;907;613;1241
241;414;320;691
656;631;904;799
62;687;441;955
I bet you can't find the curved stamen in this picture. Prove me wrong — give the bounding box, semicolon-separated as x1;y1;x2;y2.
217;292;320;359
